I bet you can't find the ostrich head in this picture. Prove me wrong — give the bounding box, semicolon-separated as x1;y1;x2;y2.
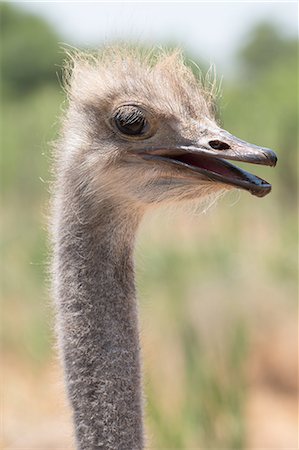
61;48;276;210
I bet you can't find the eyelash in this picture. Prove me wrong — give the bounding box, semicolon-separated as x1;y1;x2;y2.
116;110;144;125
113;106;150;137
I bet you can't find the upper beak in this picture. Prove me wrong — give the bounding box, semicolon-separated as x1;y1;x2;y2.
180;128;277;167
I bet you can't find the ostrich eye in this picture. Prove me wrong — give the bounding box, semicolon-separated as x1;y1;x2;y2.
113;106;149;137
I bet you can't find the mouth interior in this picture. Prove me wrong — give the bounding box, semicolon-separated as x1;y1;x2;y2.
158;151;272;196
172;153;246;180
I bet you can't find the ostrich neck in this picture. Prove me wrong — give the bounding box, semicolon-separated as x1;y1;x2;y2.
54;178;144;450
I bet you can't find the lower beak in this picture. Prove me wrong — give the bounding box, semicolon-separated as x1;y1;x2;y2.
139;128;277;197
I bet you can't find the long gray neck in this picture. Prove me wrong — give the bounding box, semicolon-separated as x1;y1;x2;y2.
53;174;144;450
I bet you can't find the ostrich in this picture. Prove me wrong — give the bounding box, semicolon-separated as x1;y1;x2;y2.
51;48;276;450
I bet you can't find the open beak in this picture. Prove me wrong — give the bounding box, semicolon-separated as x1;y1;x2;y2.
138;128;277;197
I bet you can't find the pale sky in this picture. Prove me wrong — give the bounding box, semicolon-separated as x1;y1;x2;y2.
15;1;298;73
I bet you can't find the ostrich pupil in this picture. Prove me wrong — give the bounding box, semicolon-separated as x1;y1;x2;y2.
115;107;147;135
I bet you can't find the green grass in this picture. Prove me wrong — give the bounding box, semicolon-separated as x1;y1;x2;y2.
135;200;297;447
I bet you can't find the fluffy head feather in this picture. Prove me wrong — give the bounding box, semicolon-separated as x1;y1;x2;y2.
64;46;218;121
54;46;227;215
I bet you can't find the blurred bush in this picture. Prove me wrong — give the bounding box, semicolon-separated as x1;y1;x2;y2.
222;22;298;205
0;3;63;97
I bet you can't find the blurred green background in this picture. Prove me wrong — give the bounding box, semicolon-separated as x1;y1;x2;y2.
1;3;298;449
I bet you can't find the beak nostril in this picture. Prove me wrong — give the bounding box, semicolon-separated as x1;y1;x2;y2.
209;140;231;150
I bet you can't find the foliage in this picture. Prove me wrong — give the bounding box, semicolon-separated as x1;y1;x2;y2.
222;22;298;205
0;3;64;97
238;22;297;79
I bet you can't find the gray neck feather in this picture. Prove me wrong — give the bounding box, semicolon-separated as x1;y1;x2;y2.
53;170;144;449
